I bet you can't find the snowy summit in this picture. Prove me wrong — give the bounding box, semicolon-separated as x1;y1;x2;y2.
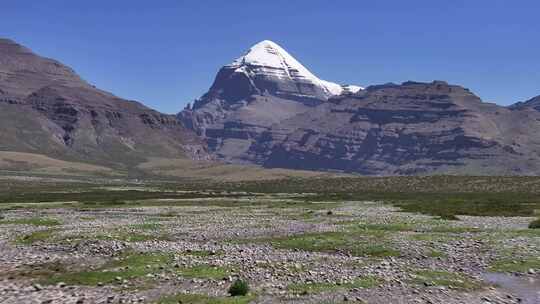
227;40;362;97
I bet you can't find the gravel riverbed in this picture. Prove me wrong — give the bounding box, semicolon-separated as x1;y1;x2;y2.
0;196;538;304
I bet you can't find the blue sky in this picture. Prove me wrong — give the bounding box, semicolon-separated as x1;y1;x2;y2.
1;1;539;113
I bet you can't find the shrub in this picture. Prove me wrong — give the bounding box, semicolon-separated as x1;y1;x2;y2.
228;279;249;296
529;218;540;229
439;214;459;221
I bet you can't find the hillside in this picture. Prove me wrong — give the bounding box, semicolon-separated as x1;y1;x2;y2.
179;41;540;175
0;38;208;169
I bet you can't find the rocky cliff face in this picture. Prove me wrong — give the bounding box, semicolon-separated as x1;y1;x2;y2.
511;95;540;111
191;40;360;108
251;81;540;174
4;37;537;175
178;40;362;162
0;38;208;168
0;38;88;99
179;40;540;175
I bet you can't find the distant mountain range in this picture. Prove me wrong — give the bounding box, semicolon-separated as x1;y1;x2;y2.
178;40;540;175
0;38;207;170
1;38;540;175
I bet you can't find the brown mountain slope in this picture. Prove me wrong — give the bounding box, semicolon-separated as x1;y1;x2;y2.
181;60;540;175
178;40;360;163
178;39;540;175
511;95;540;111
0;38;208;168
252;81;540;174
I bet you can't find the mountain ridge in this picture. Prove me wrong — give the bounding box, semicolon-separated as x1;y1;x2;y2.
178;40;364;163
2;37;540;176
510;95;540;111
0;38;208;169
178;41;540;175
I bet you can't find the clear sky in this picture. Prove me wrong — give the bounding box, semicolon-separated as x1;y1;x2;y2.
1;1;539;113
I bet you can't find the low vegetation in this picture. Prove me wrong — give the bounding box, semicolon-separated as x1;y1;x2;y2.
129;222;162;230
43;252;173;286
391;195;540;218
288;277;379;295
1;217;61;227
262;231;400;257
94;226;172;242
157;293;254;304
16;229;57;244
410;269;481;290
489;257;540;273
3;175;540;220
1;175;539;303
204;176;540;195
178;264;232;280
228;279;250;296
529;218;540;229
182;250;223;257
0;188;250;206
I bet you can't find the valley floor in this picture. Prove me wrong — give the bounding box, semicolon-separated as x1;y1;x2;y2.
0;179;539;304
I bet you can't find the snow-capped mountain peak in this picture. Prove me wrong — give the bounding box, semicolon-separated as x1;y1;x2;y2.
227;40;362;97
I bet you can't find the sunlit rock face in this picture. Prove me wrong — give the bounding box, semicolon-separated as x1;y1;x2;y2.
179;41;540;175
178;40;362;162
0;38;208;167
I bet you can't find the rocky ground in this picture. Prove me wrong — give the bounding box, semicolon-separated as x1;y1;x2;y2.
0;192;539;304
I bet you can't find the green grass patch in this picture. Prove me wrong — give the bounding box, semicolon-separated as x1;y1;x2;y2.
411;269;480;290
427;225;482;234
489;257;540;273
286;211;317;221
177;264;232;279
409;232;461;242
288;276;379;294
360;223;414;231
426;249;446;258
346;220;483;235
529;218;540;229
265;201;341;211
438;214;460;221
229;279;249;296
15;229;57;244
157;293;254;304
95;230;171;242
129;222;162;230
43;252;173;286
79;216;96;221
4;260;69;281
391;194;540;218
157;211;179;218
1;217;61;226
350;222;415;232
183;250;222;257
0;189;250;206
487;229;540;240
35;230;173;246
264;231;399;257
211;177;540;202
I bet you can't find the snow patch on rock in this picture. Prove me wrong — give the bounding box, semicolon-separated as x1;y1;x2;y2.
228;40;362;97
